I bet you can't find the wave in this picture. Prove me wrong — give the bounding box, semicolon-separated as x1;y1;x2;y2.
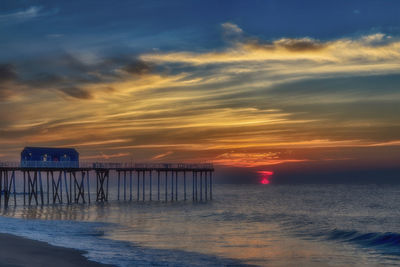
0;216;251;267
279;217;400;256
323;229;400;255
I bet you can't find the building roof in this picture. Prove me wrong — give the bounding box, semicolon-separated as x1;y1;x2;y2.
22;147;78;155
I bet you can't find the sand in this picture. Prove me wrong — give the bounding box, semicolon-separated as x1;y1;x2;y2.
0;233;115;267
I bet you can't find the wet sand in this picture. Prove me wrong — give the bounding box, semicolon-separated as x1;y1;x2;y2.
0;233;115;267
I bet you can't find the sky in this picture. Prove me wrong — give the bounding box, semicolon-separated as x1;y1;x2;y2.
1;0;400;183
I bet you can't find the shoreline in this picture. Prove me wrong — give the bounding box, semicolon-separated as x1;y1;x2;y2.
0;233;115;267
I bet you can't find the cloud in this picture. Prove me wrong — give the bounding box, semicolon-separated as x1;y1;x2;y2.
80;152;130;160
3;53;158;100
26;73;65;89
360;33;393;46
68;139;131;147
0;6;57;23
59;87;92;99
272;37;326;51
0;88;14;101
0;64;17;82
0;64;18;100
221;22;245;43
213;152;308;168
1;23;400;169
222;22;243;34
121;60;152;75
151;151;173;160
141;32;400;67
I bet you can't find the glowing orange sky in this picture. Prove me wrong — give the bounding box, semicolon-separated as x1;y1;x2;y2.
1;23;400;170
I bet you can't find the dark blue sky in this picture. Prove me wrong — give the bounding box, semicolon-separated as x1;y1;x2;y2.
2;0;400;58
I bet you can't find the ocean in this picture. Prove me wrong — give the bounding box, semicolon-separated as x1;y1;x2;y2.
1;183;400;266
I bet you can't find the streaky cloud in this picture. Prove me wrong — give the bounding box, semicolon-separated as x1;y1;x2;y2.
59;87;92;99
0;6;57;24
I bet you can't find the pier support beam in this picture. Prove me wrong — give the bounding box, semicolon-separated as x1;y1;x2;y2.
86;170;90;203
52;171;63;204
28;171;38;205
0;165;214;206
137;171;140;201
192;171;195;201
129;171;132;201
63;171;70;204
142;171;145;201
73;171;85;203
200;171;203;202
157;171;160;201
46;171;50;204
149;171;152;201
165;171;168;202
184;171;186;201
124;171;127;201
210;171;213;200
117;171;120;201
39;171;44;205
175;171;178;201
96;170;109;202
205;171;208;201
171;171;174;201
195;171;198;201
2;170;17;207
23;171;26;205
0;171;3;206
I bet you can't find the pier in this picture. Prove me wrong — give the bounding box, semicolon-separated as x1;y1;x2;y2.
0;162;214;207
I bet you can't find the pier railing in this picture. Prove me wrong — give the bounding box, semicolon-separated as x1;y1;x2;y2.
0;161;213;170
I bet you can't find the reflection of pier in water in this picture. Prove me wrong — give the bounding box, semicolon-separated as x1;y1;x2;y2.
0;162;214;207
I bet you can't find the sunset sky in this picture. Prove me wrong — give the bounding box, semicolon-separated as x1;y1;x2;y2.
1;1;400;181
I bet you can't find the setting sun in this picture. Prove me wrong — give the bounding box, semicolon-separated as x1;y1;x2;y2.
257;171;274;185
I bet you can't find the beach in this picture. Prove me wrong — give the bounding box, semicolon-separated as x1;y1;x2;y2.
0;233;113;267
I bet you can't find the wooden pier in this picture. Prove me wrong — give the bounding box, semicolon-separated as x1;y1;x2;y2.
0;163;214;207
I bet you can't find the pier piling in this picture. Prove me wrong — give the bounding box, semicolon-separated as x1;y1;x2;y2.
87;170;90;203
0;163;214;207
124;171;127;201
129;171;132;201
142;171;145;201
165;171;168;202
157;171;160;201
149;171;152;201
117;171;120;201
137;171;140;201
184;171;186;201
171;171;174;201
175;171;178;201
192;171;195;201
200;171;203;202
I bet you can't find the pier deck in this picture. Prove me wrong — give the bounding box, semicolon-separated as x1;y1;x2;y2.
0;162;214;207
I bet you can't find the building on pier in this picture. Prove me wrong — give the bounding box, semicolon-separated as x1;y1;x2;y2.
21;147;79;168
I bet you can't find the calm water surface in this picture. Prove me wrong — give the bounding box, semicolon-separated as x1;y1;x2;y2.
1;183;400;266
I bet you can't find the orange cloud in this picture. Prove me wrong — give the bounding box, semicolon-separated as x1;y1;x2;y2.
80;152;130;160
213;152;309;168
151;151;173;160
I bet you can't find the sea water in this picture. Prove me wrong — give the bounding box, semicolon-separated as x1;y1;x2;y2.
0;183;400;266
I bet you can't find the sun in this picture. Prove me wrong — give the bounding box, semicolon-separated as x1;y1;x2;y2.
257;170;274;185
